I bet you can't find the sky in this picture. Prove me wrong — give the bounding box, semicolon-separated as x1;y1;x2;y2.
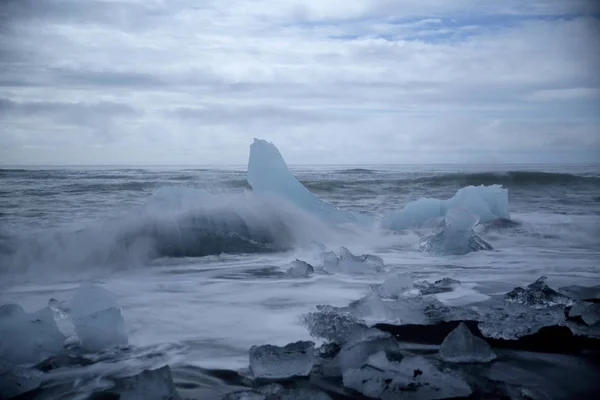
0;0;599;165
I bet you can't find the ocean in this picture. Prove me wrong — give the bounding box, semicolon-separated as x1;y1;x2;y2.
1;163;599;398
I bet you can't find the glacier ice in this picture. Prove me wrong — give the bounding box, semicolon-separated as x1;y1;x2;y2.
247;139;364;225
323;330;401;377
419;208;493;255
505;276;574;309
285;260;314;278
382;184;509;231
249;341;315;380
438;322;496;363
70;283;128;352
342;351;472;400
322;247;385;275
0;303;65;365
568;302;600;326
0;361;43;398
103;365;181;400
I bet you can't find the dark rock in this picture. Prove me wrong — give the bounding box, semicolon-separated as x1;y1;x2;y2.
0;361;43;399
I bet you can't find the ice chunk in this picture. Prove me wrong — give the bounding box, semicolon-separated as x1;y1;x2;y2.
70;283;128;352
439;322;496;363
247;139;364;225
324;330;401;377
0;303;65;365
249;341;315;380
377;273;417;299
505;277;574;309
420;208;493;255
0;361;43;398
342;351;472;400
568;302;600;326
324;247;385;275
285;260;314;278
106;365;181;400
416;278;462;295
559;284;600;302
302;307;365;343
383;184;509;231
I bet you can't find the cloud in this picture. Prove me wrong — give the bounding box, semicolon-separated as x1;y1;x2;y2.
0;0;599;165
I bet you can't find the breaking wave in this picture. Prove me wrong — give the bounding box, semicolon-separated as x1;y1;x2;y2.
0;187;335;275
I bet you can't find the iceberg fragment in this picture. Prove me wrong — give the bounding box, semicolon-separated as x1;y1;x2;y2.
383;184;509;231
322;247;385;275
249;341;315;380
103;365;181;400
438;322;496;363
342;351;472;400
285;260;314;278
70;283;128;352
505;276;574;309
419;208;493;255
0;303;65;365
568;302;600;326
247;139;366;225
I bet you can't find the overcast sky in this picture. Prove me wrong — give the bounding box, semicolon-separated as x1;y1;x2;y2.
1;0;599;165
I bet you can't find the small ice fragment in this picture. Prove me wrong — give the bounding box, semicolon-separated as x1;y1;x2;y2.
377;273;416;299
257;383;284;397
439;322;496;363
302;308;364;343
329;247;385;274
109;365;181;400
70;283;128;352
0;361;43;398
420;209;492;255
285;260;314;278
342;351;472;400
249;341;315;380
505;277;574;309
0;303;65;364
324;330;401;377
416;278;461;295
569;302;600;326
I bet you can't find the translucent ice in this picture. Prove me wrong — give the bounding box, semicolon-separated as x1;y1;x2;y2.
342;351;472;400
416;278;462;296
302;306;365;343
323;330;401;377
569;302;600;326
223;390;266;400
0;303;65;365
107;365;181;400
376;273;417;299
559;284;600;302
505;276;574;309
323;247;385;275
0;361;43;398
249;341;315;380
419;208;493;255
382;184;509;230
285;260;314;278
247;139;363;225
70;283;128;352
439;322;496;363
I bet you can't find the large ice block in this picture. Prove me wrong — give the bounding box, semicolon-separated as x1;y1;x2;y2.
383;184;509;231
247;139;364;225
70;283;128;352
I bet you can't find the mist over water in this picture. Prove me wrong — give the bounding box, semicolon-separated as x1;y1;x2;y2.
1;164;599;374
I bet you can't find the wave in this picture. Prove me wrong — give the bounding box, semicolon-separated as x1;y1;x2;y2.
413;171;600;188
0;187;335;275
